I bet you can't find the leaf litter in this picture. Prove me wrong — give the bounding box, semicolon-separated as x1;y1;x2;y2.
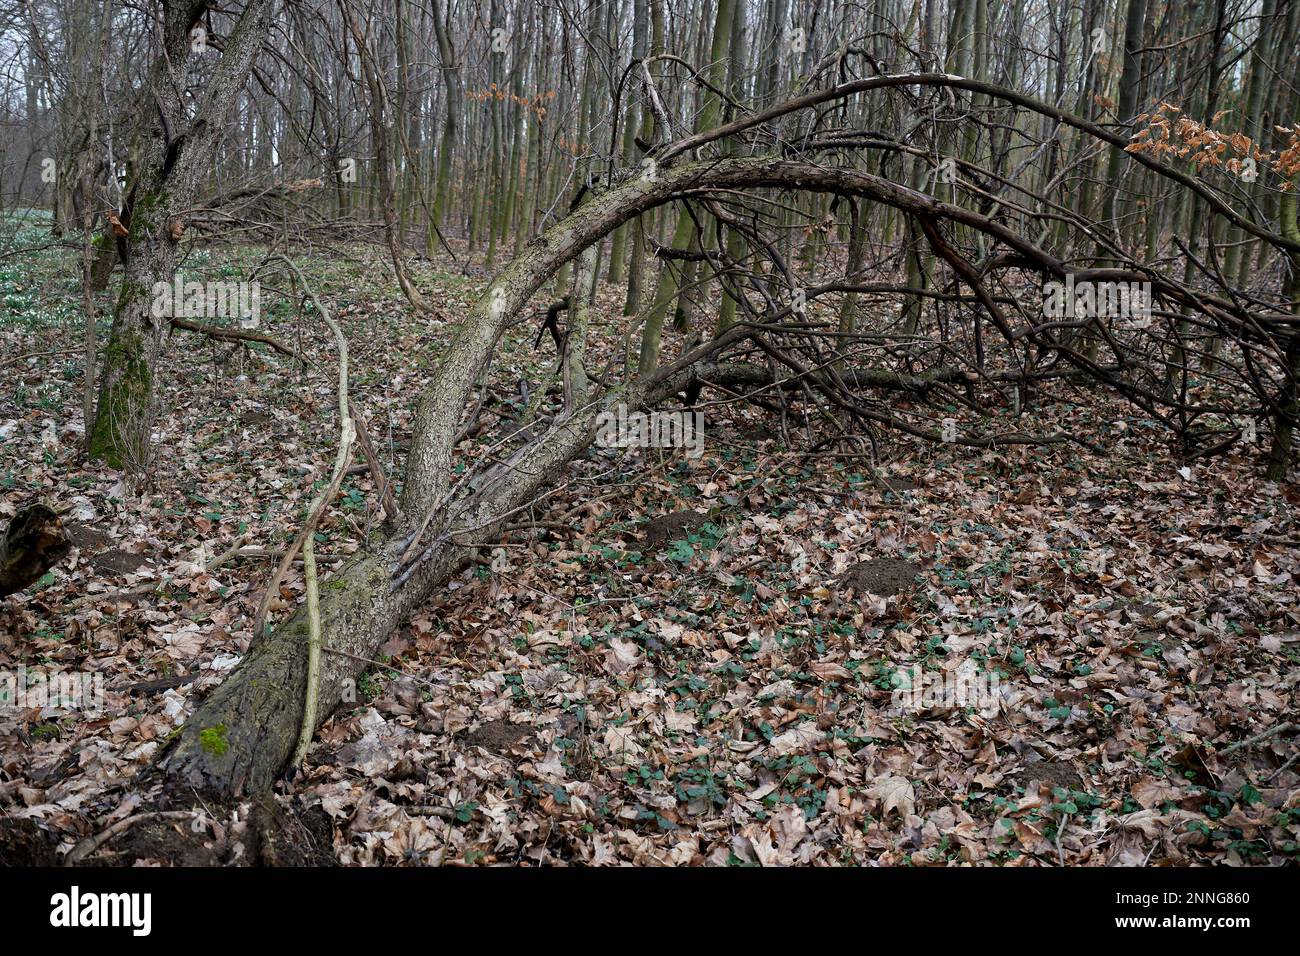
1;242;1297;866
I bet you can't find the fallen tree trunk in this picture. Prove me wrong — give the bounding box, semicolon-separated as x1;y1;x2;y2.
157;363;702;794
159;539;433;795
0;504;71;598
157;148;1299;797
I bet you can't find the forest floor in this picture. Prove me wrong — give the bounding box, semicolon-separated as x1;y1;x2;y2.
2;219;1299;865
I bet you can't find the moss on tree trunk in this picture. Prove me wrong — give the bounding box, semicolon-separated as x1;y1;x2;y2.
88;319;152;469
159;549;413;794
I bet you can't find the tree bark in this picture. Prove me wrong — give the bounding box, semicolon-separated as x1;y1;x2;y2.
89;0;274;469
429;0;461;238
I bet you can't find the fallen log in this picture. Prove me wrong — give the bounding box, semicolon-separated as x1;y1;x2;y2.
155;148;1295;797
0;504;71;598
157;392;650;794
158;160;752;796
160;338;740;796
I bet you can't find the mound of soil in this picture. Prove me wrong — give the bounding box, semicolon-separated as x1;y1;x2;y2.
91;793;337;867
7;786;341;867
738;423;776;441
243;795;336;867
643;510;708;552
883;476;919;493
839;557;922;596
92;549;150;576
101;812;225;867
66;523;150;576
1020;758;1082;791
463;719;534;753
66;522;112;553
239;410;274;427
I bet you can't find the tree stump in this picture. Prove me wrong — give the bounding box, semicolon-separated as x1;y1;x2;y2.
0;504;71;598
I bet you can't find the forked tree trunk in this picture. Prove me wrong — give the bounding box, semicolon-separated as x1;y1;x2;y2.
89;0;274;469
162;159;755;795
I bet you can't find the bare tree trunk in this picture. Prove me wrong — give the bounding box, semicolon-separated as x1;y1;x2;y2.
341;0;425;311
89;0;275;469
1267;179;1300;480
429;0;461;238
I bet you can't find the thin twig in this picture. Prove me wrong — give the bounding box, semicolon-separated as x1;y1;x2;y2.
291;535;322;768
249;255;354;641
1221;721;1295;755
350;404;399;522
